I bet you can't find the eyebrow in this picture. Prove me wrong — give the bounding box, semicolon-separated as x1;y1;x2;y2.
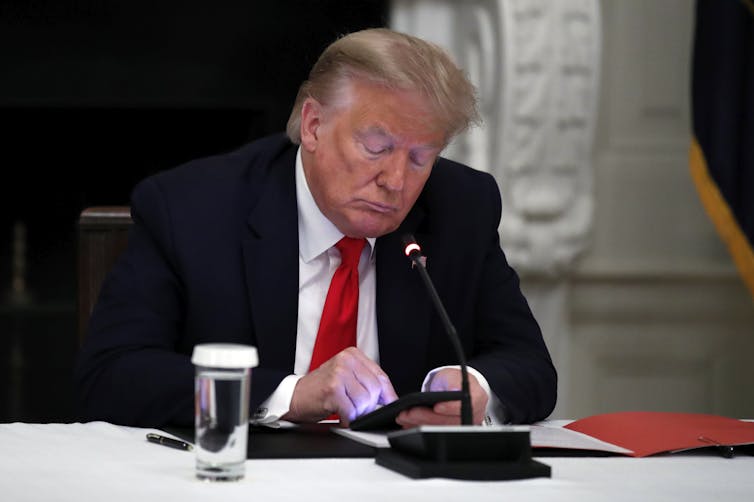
356;127;392;141
356;127;444;151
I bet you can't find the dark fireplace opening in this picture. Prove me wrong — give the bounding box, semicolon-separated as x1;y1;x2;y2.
2;106;268;299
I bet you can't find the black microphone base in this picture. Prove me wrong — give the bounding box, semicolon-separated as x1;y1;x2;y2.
375;426;551;481
376;449;551;481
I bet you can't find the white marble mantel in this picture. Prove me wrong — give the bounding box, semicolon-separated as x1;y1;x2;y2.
392;0;600;277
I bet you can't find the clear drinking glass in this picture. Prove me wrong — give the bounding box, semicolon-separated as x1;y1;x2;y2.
191;343;258;481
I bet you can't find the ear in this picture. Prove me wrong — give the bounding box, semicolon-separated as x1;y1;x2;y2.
300;98;322;153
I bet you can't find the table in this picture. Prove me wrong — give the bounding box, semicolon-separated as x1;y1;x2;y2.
1;422;752;501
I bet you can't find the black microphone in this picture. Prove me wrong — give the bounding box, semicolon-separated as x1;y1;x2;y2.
370;235;551;481
401;234;472;426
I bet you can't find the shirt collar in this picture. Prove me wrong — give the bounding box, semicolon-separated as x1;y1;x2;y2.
295;147;375;263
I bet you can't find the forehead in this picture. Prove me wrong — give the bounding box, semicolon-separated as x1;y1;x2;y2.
333;79;448;147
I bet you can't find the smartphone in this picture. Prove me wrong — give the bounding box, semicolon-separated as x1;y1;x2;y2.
349;390;463;431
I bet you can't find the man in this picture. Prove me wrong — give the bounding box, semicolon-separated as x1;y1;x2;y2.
75;28;556;429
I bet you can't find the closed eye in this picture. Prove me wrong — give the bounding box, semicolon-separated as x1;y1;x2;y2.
364;144;390;156
356;129;394;157
409;150;436;168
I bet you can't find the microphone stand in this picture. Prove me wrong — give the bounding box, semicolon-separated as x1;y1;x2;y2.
372;235;551;481
404;245;472;426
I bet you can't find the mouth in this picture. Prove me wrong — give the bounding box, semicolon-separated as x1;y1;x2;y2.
360;200;399;213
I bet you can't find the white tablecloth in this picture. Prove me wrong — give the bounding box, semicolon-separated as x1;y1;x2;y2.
0;422;752;502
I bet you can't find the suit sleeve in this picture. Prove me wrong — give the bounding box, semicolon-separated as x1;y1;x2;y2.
73;177;194;427
465;173;557;424
73;177;287;427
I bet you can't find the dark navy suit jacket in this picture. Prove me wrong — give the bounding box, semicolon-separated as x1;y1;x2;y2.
74;134;556;427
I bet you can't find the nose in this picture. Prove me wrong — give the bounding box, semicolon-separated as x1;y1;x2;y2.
375;155;409;192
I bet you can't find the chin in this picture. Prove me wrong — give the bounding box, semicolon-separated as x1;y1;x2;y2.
349;222;400;239
340;210;403;238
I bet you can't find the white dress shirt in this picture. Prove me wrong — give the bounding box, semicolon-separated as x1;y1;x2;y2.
256;148;503;424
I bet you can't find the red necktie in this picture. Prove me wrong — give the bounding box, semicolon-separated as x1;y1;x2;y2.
309;237;366;371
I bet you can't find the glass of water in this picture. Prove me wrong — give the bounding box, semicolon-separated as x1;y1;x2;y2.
191;343;258;481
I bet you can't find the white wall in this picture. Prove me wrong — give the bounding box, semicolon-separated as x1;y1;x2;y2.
564;0;754;418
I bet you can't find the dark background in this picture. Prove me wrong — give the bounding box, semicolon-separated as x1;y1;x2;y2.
0;0;388;422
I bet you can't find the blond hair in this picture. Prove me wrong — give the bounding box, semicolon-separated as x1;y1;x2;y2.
286;28;480;144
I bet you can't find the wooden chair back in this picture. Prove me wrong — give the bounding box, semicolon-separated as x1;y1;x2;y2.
77;206;132;343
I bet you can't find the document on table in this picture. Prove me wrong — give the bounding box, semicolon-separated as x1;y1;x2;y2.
529;421;633;454
333;421;631;454
335;414;754;457
332;428;390;448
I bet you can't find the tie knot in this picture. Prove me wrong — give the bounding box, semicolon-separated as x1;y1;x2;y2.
336;237;366;267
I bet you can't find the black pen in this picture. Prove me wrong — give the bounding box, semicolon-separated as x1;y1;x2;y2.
146;433;194;452
697;436;735;459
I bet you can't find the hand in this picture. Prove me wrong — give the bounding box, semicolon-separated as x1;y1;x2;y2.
395;368;489;427
282;347;398;427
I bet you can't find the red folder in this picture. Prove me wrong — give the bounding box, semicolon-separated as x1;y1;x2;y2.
563;411;754;457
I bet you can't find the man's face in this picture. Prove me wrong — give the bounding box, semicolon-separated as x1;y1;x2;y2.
299;80;447;238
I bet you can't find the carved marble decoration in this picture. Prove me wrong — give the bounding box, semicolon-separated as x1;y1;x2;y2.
392;0;600;277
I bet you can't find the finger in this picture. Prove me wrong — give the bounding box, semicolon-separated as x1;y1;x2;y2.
427;369;462;414
343;368;382;417
471;388;489;425
326;382;358;424
433;400;461;416
434;391;488;423
347;361;399;417
434;397;488;424
316;358;364;419
341;347;398;405
342;347;391;379
429;382;458;393
396;407;460;428
378;379;399;404
374;370;398;404
322;353;383;421
427;368;457;391
429;369;490;424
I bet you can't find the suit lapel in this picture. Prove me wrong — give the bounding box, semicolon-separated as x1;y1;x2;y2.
376;204;434;395
242;148;299;372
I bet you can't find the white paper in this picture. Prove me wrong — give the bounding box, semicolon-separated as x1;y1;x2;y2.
332;428;390;448
530;422;634;455
334;421;633;455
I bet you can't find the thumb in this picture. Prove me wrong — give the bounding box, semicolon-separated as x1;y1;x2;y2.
428;369;461;392
378;375;399;404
